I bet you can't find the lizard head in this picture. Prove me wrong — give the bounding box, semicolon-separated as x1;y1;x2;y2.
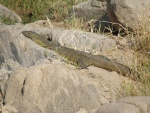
22;31;34;39
22;31;48;47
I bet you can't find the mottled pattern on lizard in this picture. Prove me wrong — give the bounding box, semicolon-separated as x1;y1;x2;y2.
22;31;140;80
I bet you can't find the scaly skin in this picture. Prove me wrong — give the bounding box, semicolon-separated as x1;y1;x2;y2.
22;31;140;79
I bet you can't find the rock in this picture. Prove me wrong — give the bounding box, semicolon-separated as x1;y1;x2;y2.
50;29;116;53
107;0;150;30
72;0;106;21
1;59;21;71
4;67;27;113
0;68;11;84
0;52;4;67
6;24;117;54
76;108;89;113
0;26;57;68
4;62;100;113
118;96;150;113
2;104;18;113
0;68;10;103
0;4;22;24
3;23;136;66
0;25;62;101
96;103;140;113
96;96;150;113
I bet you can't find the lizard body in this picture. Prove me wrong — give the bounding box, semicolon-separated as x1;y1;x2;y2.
22;31;140;79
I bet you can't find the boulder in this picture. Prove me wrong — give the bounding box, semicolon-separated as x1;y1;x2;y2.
72;0;107;21
6;24;117;54
0;4;22;24
0;26;57;69
4;62;100;113
107;0;150;30
50;29;116;53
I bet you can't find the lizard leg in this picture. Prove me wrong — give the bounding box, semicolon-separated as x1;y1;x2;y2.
76;58;91;69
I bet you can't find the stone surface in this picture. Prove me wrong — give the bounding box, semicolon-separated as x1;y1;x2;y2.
0;26;56;68
4;62;100;113
107;0;150;29
72;0;106;21
2;104;18;113
0;51;4;67
51;29;116;53
5;24;117;54
96;103;140;113
118;96;150;113
0;4;22;23
96;96;150;113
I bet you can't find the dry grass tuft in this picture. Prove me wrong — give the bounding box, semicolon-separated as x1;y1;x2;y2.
119;11;150;96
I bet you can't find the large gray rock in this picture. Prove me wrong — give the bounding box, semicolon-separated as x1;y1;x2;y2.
0;4;22;24
4;62;100;113
50;29;116;53
3;23;136;66
5;24;117;54
107;0;150;29
72;0;106;21
0;27;56;69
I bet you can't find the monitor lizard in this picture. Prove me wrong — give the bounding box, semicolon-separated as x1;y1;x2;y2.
22;31;140;80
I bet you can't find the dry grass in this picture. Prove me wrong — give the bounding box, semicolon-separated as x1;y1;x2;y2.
119;12;150;96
